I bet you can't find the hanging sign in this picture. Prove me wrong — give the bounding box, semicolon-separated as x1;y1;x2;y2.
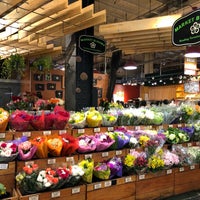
79;35;106;54
172;9;200;46
184;57;197;75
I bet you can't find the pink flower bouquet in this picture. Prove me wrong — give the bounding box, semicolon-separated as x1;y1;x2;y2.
94;133;115;151
77;135;97;153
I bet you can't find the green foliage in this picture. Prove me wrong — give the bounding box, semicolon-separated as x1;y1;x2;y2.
31;55;52;72
1;54;25;79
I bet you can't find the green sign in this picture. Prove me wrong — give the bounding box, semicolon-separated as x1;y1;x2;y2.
172;9;200;46
79;35;106;54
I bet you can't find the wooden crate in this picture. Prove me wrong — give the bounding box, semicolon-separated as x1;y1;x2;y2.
16;155;79;173
17;184;86;200
78;149;127;163
174;165;200;195
135;169;174;200
86;175;136;200
3;189;18;200
0;131;14;141
71;127;115;137
13;130;69;139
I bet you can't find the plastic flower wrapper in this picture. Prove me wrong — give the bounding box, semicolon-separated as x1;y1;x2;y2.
31;136;48;158
101;113;117;127
108;131;130;150
47;135;63;157
118;108;133;126
68;111;86;128
151;111;164;125
16;163;40;195
77;135;97;153
147;150;165;173
45;111;56;130
123;153;137;175
64;165;84;187
60;133;79;156
162;149;180;169
163;127;190;144
106;156;122;179
0;108;9;132
172;145;193;166
35;99;48;110
78;158;94;183
0;141;18;162
176;103;195;123
53;105;70;130
179;126;195;140
18;140;37;161
30;111;45;130
93;162;111;180
134;151;148;174
187;146;200;164
193;121;200;141
94;132;115;151
86;107;102;127
9;110;33;131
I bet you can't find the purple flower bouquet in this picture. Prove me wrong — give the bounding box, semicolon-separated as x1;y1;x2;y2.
93;162;111;180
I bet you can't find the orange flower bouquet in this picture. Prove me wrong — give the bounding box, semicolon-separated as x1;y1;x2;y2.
0;108;9;132
47;135;63;157
31;136;48;158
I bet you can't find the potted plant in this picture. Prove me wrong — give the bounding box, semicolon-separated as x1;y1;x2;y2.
31;55;52;72
1;54;26;79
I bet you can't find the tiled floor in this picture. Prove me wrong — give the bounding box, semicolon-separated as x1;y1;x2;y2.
163;191;200;200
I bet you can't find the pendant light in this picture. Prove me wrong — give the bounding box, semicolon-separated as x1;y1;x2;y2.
123;59;137;70
184;46;200;58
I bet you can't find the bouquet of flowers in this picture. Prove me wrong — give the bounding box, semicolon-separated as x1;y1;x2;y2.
64;165;84;187
123;153;137;175
94;133;115;151
68;111;86;128
177;103;195;123
147;152;165;173
86;107;102;127
162;150;180;169
18;140;37;161
108;131;130;150
172;145;193;166
31;136;48;158
9;110;33;131
60;134;79;156
93;162;111;180
53;106;70;130
187;146;200;164
78;158;94;183
193;122;200;141
134;151;148;175
117;108;133;126
0;108;9;132
106;156;123;179
179;126;195;140
163;127;190;144
77;135;97;153
30;111;45;130
47;136;63;157
44;111;55;130
101;113;117;127
35;99;48;110
16;163;40;195
0;141;18;162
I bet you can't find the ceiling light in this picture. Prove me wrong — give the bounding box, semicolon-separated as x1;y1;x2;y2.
123;60;137;70
184;46;200;58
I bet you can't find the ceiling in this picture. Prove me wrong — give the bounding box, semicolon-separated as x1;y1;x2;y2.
93;0;200;81
0;0;200;82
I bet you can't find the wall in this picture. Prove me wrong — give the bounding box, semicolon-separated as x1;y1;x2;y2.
113;84;140;102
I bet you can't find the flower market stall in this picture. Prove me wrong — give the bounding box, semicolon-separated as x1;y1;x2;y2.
0;102;199;199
